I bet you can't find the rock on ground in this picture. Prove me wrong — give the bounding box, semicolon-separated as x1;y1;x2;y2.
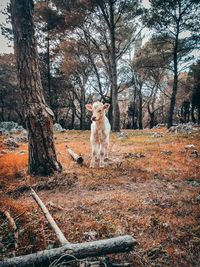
0;121;26;135
53;123;66;132
3;137;20;150
168;123;199;134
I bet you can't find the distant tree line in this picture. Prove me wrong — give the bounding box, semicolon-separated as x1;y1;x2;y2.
1;0;200;131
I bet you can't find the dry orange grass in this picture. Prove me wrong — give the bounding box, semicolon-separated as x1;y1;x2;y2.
0;153;27;177
0;128;200;266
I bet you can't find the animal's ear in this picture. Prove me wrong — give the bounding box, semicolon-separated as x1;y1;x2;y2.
85;104;93;111
103;103;110;110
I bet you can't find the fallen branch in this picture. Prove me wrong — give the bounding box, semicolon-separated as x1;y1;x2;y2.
0;235;137;267
30;188;69;245
3;211;18;254
66;146;84;165
111;263;131;267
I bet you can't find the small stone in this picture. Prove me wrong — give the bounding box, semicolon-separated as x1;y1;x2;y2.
3;137;19;148
149;199;161;206
0;150;7;154
186;179;200;187
53;123;65;132
19;150;26;154
168;123;199;134
185;144;195;149
190;150;199;158
153;124;166;129
124;152;145;159
118;131;128;138
168;126;177;133
0;121;26;134
14;133;28;143
161;150;172;155
162;222;170;229
154;173;163;179
196;194;200;202
152;132;164;138
83;230;98;241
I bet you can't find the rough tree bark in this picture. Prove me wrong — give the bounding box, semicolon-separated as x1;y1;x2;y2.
10;0;62;175
0;235;137;267
80;85;86;130
138;84;143;130
191;103;196;123
148;103;155;129
45;0;52;110
167;64;178;128
132;85;137;129
167;24;179;128
109;0;120;132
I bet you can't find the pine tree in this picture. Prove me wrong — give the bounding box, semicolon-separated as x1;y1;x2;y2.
10;0;62;175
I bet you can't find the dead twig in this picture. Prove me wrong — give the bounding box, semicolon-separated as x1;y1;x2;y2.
30;188;70;246
3;210;19;254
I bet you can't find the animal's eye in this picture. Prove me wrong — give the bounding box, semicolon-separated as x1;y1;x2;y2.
98;110;101;112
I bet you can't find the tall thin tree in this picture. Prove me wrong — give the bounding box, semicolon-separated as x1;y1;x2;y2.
93;0;141;131
144;0;200;128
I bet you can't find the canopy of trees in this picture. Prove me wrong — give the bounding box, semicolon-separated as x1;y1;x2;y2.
0;0;200;131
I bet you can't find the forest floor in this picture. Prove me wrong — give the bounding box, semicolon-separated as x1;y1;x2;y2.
0;128;200;266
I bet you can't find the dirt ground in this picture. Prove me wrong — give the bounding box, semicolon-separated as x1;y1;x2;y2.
0;128;200;266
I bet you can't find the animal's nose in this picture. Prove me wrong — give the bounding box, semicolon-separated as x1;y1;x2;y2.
91;116;96;121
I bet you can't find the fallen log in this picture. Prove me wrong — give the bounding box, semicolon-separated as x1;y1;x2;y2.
0;235;137;267
30;188;69;245
3;211;18;254
66;146;84;164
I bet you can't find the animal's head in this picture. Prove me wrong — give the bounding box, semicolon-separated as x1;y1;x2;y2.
85;102;110;122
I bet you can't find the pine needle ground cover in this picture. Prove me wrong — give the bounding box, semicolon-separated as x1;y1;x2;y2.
0;129;200;266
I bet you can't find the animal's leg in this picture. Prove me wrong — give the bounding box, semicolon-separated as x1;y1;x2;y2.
105;141;109;160
96;143;100;159
99;143;106;167
90;142;99;168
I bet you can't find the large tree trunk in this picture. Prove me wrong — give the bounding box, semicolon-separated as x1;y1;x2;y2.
70;104;75;129
10;0;62;175
80;86;86;130
167;72;178;128
94;0;120;131
138;85;143;129
198;106;200;124
167;32;179;128
191;104;196;123
46;0;52;109
132;85;137;129
180;101;190;123
46;36;52;108
109;1;120;132
132;104;136;129
149;112;155;129
148;103;154;129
